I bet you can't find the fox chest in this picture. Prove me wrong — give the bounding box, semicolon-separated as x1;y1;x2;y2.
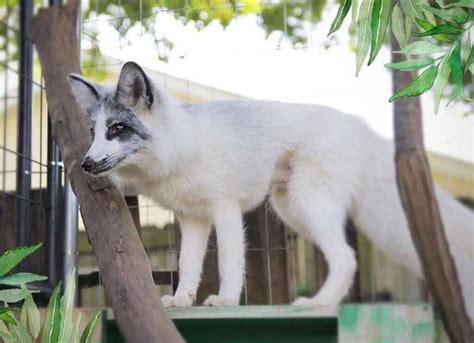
145;178;212;220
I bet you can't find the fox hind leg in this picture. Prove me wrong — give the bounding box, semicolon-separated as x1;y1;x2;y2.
270;165;356;306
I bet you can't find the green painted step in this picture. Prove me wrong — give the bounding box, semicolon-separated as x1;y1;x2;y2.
102;304;437;343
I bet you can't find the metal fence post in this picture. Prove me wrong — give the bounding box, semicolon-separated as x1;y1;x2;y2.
16;0;34;270
46;0;65;290
63;181;78;293
61;0;81;298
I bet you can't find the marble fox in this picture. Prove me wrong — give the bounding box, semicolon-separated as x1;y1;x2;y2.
69;61;473;320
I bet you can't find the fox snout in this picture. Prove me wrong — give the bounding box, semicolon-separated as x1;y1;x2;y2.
81;157;96;173
81;156;113;175
81;154;126;175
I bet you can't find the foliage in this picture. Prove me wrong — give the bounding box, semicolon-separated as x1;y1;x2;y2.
328;0;473;111
84;0;328;56
0;244;101;343
1;0;471;110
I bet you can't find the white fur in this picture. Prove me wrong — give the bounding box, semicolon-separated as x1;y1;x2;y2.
82;78;473;317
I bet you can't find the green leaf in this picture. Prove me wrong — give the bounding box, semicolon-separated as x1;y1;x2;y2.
396;41;446;55
350;0;359;31
9;323;32;343
21;297;28;328
328;0;352;35
22;292;40;340
71;313;83;343
392;4;407;49
399;0;424;21
445;0;474;9
404;16;413;46
41;281;62;343
0;307;16;315
0;311;17;325
419;0;437;24
385;58;435;71
0;288;32;303
0;329;11;340
415;18;452;42
355;0;373;75
466;46;473;73
412;23;464;37
389;65;438;102
0;243;43;277
0;273;48;286
460;29;472;67
422;5;469;24
433;54;451;113
58;271;76;343
0;319;11;336
80;311;101;343
368;0;391;64
448;42;466;104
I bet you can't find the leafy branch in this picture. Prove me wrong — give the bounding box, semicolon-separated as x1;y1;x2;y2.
329;0;473;112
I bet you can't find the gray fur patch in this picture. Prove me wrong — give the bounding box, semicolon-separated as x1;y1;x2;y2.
91;95;151;142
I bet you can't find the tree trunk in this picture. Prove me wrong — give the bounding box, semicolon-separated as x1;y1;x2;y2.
391;38;473;342
33;1;183;342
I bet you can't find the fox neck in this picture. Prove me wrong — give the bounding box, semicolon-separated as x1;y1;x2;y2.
130;100;199;182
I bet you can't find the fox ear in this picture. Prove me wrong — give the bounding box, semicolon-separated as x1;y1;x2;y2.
115;62;154;110
68;74;100;114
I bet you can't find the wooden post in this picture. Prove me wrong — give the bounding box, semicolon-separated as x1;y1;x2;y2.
391;37;473;342
125;196;141;236
245;201;290;304
33;1;183;341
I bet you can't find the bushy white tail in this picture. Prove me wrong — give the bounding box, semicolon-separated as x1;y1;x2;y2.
351;143;474;320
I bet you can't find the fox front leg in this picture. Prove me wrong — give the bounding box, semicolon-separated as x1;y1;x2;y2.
203;201;245;306
162;216;211;308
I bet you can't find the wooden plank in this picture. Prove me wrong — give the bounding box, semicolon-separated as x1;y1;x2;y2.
105;305;337;320
167;305;337;319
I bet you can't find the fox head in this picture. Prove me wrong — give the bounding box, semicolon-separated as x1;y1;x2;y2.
68;62;161;177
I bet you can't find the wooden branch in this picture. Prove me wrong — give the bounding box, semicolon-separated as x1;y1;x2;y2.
33;1;183;342
391;38;473;342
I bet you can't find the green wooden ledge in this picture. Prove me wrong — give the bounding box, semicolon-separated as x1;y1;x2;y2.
102;303;438;343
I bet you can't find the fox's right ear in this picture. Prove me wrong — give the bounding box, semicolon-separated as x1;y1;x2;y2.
68;74;100;114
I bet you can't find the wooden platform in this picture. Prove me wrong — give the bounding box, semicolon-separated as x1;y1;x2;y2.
102;303;440;343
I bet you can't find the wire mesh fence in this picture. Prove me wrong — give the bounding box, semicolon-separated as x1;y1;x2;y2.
0;0;65;303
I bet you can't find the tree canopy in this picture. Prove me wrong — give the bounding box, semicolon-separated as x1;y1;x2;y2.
0;0;472;108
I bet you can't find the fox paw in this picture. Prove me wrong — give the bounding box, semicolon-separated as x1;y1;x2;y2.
203;295;239;307
161;293;194;308
292;296;339;313
292;297;316;306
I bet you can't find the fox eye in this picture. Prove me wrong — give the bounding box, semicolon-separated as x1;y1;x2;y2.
112;123;125;134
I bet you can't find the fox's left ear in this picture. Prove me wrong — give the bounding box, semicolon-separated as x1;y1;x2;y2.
116;62;154;110
68;74;101;115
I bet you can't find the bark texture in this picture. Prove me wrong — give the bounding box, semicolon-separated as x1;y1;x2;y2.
33;1;183;342
391;39;473;342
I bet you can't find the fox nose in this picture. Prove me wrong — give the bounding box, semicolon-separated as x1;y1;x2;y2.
81;157;95;172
